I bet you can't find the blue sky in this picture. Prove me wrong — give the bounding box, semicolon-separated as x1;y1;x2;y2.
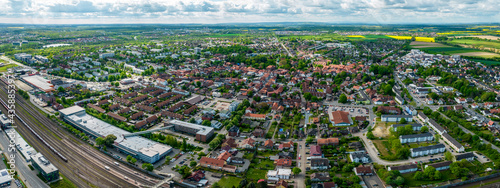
1;0;499;24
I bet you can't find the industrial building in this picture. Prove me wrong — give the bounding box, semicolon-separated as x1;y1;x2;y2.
31;153;59;182
20;75;55;92
60;106;172;163
168;120;215;142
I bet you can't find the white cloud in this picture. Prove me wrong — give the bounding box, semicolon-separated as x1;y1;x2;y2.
1;0;499;24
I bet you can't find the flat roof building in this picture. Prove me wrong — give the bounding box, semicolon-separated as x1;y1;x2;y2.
0;169;12;187
60;106;172;163
31;153;59;182
168;120;215;142
21;75;55;92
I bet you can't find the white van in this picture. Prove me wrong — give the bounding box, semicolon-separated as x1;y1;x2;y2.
105;166;110;170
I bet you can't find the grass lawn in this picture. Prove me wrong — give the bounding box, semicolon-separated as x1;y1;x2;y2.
49;173;77;188
372;139;390;156
217;176;241;188
401;170;456;187
246;168;268;181
253;159;275;170
0;64;18;72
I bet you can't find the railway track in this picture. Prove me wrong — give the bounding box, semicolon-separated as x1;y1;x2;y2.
0;80;160;187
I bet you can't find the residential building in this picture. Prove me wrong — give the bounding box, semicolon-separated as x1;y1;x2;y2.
350;152;371;164
455;152;475;162
354;165;373;176
391;123;423;131
425;161;452;171
399;133;434;144
267;168;292;181
317;138;339;146
310;158;330;170
410;144;446;157
387;164;418;174
380;115;413;122
274;159;292;167
428;119;447;135
441;133;465;152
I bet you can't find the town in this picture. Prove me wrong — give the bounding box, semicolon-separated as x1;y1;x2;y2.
1;23;500;188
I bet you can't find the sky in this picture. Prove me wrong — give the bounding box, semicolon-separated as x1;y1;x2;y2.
1;0;499;24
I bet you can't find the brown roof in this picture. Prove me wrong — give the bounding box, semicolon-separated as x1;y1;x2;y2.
135;120;147;129
274;158;292;167
355;166;373;174
106;112;127;122
317;138;339;146
331;111;350;124
109;104;120;111
200;157;225;167
88;104;105;113
131;111;144;120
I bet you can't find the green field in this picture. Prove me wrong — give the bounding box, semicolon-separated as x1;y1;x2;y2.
419;47;481;54
449;39;500;49
0;64;18;72
469;58;500;65
363;35;394;39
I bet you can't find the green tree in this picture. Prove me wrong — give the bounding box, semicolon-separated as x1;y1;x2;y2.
445;151;454;161
292;167;302;175
104;134;117;146
339;93;348;103
95;137;105;146
413;171;424;180
421;126;429;133
190;161;197;167
424;166;436;180
142;163;154;171
202;120;211;126
399;118;407;124
393;176;405;186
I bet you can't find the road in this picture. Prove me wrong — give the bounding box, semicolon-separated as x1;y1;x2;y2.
0;80;160;188
0;56;32;70
0;131;49;188
295;141;307;188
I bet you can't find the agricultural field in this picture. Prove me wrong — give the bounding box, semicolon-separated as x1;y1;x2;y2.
455;35;500;40
278;34;345;41
448;39;500;50
410;41;449;48
453;52;500;58
347;35;365;38
386;35;435;42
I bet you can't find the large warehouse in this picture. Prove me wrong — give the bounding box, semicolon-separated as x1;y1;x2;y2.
168;120;215;142
20;75;55;92
60;106;172;163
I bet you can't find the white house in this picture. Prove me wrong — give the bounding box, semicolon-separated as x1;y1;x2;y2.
400;133;434;144
410;144;446;157
267;168;292;181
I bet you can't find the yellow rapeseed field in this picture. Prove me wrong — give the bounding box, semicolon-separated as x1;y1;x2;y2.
386;35;435;42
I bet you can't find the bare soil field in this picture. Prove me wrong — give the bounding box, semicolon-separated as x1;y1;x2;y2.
455;35;500;40
410;41;449;48
373;121;391;137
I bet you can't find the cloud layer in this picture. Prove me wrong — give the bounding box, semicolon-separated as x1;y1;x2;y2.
1;0;499;24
